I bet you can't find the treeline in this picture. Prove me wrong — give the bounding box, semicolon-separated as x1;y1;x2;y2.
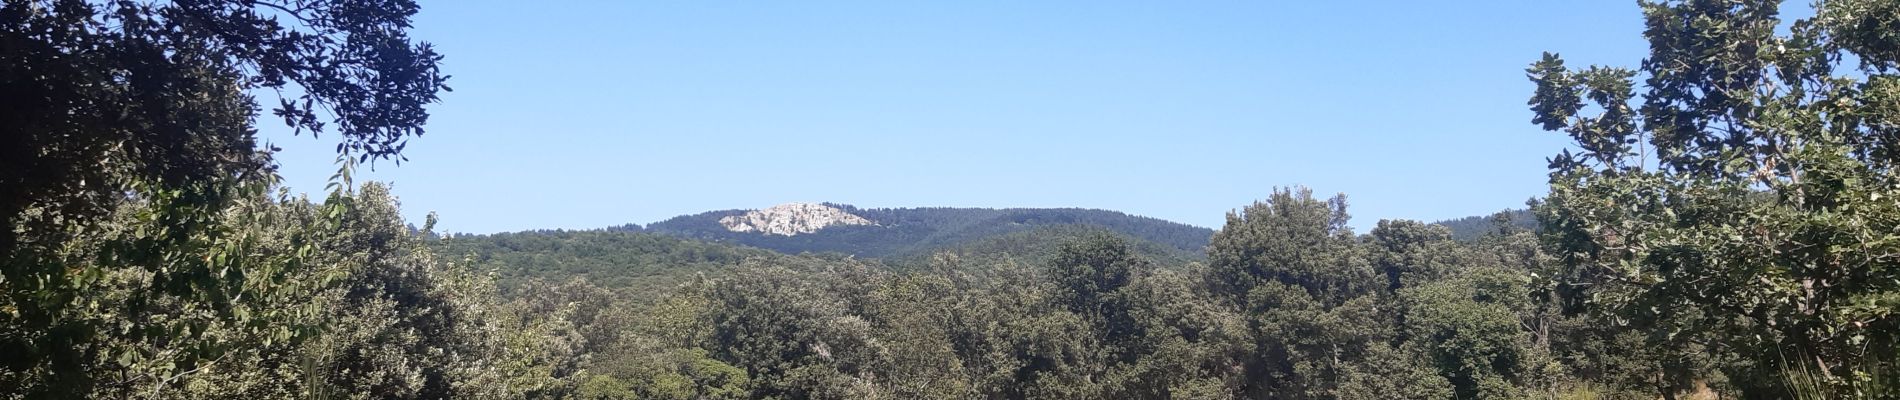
479;188;1694;399
497;189;1895;400
491;189;1522;398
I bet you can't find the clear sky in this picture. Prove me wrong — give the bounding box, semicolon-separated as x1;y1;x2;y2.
261;1;1671;234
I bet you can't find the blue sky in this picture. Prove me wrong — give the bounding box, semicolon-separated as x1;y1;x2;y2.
262;1;1668;233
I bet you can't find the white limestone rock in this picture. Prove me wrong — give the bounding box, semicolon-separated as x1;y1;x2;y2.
718;203;876;236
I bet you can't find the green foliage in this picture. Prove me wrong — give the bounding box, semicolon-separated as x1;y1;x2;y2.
1401;268;1543;399
587;348;748;400
1333;343;1455;400
1049;234;1140;323
1530;0;1900;396
509;220;1249;399
2;0;447;396
293;184;569;400
1207;187;1373;307
0;180;578;398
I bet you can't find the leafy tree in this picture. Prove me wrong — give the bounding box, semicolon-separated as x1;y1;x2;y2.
1206;187;1384;398
914;255;1104;400
2;0;446;395
1104;267;1251;399
1369;219;1462;292
1332;343;1454;400
695;264;891;399
1049;234;1143;344
864;273;977;399
297;184;558;400
1529;0;1900;395
575;374;639;400
587;348;749;400
1401;268;1544;399
1207;187;1373;307
0;180;570;399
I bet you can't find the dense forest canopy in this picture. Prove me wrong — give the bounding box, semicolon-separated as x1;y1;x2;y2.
3;0;1900;399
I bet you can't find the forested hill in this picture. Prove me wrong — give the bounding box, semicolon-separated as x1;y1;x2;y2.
439;206;1522;297
621;204;1215;261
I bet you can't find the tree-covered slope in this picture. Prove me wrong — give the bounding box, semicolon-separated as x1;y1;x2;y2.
627;204;1214;261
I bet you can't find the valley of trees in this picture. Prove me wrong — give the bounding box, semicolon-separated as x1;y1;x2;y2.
4;0;1899;399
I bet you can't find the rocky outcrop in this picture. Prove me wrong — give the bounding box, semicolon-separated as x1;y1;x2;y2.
718;203;876;236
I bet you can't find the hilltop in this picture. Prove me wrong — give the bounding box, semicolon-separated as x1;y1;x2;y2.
619;203;1215;262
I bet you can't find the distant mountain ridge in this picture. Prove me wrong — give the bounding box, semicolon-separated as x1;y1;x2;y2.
615;203;1215;261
